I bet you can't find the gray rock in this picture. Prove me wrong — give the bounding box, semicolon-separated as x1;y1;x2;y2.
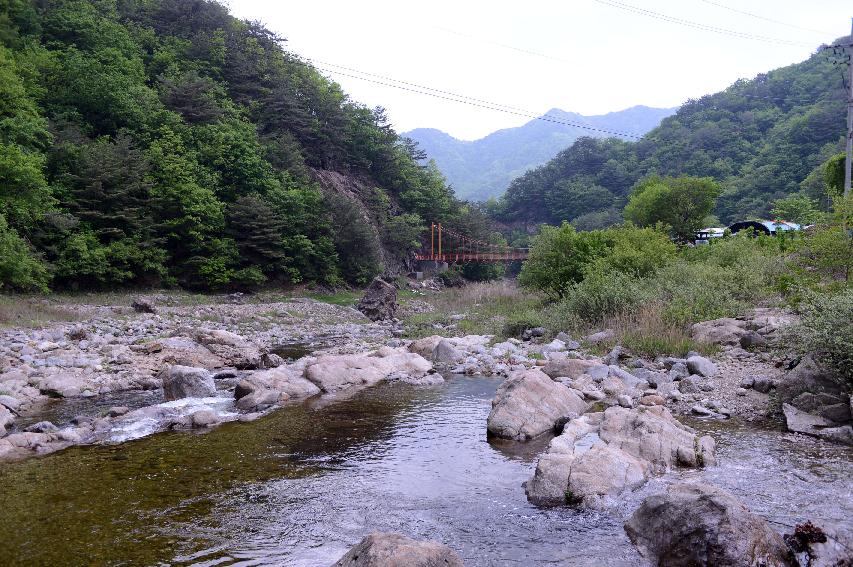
487;369;588;441
604;345;628;366
260;353;285;368
736;388;748;396
356;278;398;322
131;298;157;314
235;365;321;411
0;406;13;435
778;356;851;425
194;329;261;369
333;532;464;567
525;406;714;506
106;406;129;417
625;482;798;567
542;358;607;381
26;421;58;433
584;329;615;345
751;375;773;394
159;365;216;401
739;330;767;349
432;339;464;364
686;355;718;377
669;362;689;380
0;395;22;412
739;376;755;389
529;327;546;337
305;349;431;393
617;394;633;408
691;318;748;346
783;403;853;445
582;388;606;402
190;409;219;428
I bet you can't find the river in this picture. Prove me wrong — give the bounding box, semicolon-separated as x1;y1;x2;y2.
1;375;851;566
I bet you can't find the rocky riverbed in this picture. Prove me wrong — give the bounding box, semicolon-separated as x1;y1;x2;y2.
0;287;851;565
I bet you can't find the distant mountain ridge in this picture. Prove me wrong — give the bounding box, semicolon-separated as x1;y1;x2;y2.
405;105;677;201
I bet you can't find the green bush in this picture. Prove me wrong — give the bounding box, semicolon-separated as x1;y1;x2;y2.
555;270;645;324
0;213;49;292
784;289;853;387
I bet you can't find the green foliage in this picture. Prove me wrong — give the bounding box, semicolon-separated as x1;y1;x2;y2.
0;0;465;292
0;213;49;291
497;45;849;225
785;289;853;386
771;194;821;224
519;223;609;298
623;176;721;241
555;270;645;324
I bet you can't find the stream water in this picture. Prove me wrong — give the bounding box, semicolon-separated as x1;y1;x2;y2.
1;376;851;566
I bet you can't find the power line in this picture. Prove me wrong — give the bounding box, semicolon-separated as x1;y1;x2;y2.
698;0;836;36
310;62;644;139
433;26;575;66
591;0;814;46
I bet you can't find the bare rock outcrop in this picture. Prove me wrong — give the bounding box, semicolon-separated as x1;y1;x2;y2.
305;347;432;393
625;482;798;567
357;278;397;322
525;406;715;506
487;369;588;441
333;532;464;567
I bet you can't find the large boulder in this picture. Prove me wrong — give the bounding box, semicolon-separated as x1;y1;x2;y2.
0;406;13;437
487;369;588;441
408;336;443;358
542;358;607;381
235;365;321;411
624;482;798;567
783;403;853;445
777;356;851;425
525;406;715;506
305;347;432;393
37;373;87;398
333;532;464;567
357;278;398;322
687;355;718;377
158;336;226;369
194;329;262;369
432;339;464;364
159;365;216;400
691;318;748;346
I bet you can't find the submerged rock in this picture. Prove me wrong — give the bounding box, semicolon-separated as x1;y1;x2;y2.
159;365;216;401
487;369;588;441
333;532;464;566
357;277;398;322
625;482;798;567
524;406;714;507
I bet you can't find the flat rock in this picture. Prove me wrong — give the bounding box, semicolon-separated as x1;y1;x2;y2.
625;482;798;567
235;364;320;411
305;348;432;393
194;329;261;369
487;369;588;441
333;532;464;567
691;318;747;346
783;403;853;445
542;358;607;381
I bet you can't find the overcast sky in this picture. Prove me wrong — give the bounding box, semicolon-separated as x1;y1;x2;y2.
227;0;851;141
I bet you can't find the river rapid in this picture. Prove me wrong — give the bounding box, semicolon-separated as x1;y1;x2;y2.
1;375;851;566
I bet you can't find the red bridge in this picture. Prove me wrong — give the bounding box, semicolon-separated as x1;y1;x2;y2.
415;223;529;263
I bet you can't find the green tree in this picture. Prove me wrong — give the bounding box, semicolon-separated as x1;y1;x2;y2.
771;194;821;225
624;176;721;241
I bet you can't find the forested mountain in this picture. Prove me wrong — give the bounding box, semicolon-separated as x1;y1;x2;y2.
494;43;850;227
0;0;492;292
404;106;676;202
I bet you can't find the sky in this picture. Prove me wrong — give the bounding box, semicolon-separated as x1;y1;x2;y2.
227;0;852;141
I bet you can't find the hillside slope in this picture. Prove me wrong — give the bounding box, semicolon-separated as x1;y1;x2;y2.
405;106;676;201
0;0;487;291
496;42;850;227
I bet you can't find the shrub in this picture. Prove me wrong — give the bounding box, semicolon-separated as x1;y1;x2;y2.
0;213;50;292
554;270;645;324
784;289;853;387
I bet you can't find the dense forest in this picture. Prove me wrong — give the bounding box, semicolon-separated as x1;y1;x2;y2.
0;0;495;292
492;41;851;228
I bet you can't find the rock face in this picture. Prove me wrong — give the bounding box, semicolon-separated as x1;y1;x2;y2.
357;278;398;322
625;482;798;567
333;532;464;567
487;369;588;441
783;403;853;445
159;365;216;400
525;406;715;506
234;365;321;411
778;355;851;425
194;329;262;369
305;347;432;393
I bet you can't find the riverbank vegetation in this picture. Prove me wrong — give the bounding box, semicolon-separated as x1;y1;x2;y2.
0;0;508;294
